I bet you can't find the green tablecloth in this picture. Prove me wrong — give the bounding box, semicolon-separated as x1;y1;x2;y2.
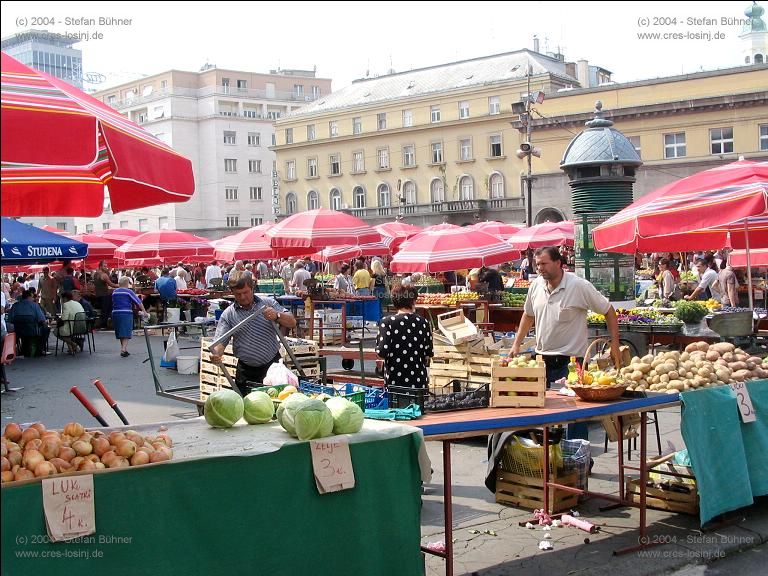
416;284;444;293
2;428;424;576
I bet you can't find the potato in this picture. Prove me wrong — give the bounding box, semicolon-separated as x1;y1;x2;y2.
696;341;710;352
710;342;734;354
706;350;720;362
722;352;734;363
685;342;699;353
668;380;684;391
631;370;644;382
637;363;651;374
660;374;670;383
697;367;711;378
729;361;747;372
641;354;654;364
680;351;690;362
731;369;751;382
668;370;679;380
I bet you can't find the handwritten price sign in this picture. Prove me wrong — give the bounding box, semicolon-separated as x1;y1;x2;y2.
310;438;355;494
729;382;756;423
42;475;96;542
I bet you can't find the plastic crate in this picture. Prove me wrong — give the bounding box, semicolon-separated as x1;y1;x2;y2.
388;380;489;413
298;380;366;410
342;384;388;410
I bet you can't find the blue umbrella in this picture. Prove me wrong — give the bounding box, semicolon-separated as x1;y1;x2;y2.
0;218;88;265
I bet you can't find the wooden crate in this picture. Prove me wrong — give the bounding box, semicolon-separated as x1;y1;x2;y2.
200;337;233;355
496;469;579;513
200;351;238;368
625;460;698;515
279;337;320;357
601;413;641;442
490;357;546;408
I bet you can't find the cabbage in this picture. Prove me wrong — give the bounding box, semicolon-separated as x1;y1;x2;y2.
293;399;334;441
325;397;364;434
204;389;244;428
243;391;275;424
277;393;310;436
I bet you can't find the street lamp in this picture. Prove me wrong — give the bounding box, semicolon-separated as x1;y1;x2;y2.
513;71;544;226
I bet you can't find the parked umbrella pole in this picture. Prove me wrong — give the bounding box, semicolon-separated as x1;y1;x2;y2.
745;221;754;311
93;379;129;425
70;386;109;427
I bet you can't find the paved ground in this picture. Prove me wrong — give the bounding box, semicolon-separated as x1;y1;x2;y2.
2;330;766;575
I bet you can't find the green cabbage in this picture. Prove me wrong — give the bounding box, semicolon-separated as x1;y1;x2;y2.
243;391;275;424
325;397;364;434
293;399;334;441
277;393;310;436
204;389;244;428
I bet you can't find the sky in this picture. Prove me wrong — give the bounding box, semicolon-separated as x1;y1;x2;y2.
0;1;758;92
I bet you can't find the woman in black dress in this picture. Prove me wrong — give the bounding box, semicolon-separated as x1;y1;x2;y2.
375;282;433;388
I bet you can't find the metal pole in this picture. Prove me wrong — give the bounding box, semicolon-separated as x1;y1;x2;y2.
526;70;533;227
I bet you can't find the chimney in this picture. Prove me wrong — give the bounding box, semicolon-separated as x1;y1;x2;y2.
577;59;590;88
533;35;540;53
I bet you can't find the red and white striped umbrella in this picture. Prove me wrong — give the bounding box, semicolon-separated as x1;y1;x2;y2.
40;225;71;235
114;230;213;263
391;228;519;273
314;242;390;263
374;221;422;253
470;221;522;240
266;208;380;254
420;222;460;234
507;221;575;250
70;233;119;259
93;228;142;245
729;248;768;268
214;224;277;262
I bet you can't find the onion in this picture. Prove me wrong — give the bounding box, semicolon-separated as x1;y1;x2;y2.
40;431;61;441
91;437;110;457
63;422;85;437
116;440;136;458
108;431;126;445
70;456;84;469
77;433;93;445
20;427;40;447
94;462;105;470
1;443;7;458
107;457;129;468
84;454;100;463
29;422;46;435
34;461;57;477
99;451;117;466
58;446;76;462
23;438;43;453
137;445;154;455
7;451;22;467
1;456;10;472
76;460;96;471
1;470;14;483
48;458;72;473
130;451;150;466
39;438;61;460
91;430;106;438
5;442;20;452
3;423;22;442
126;433;144;447
155;434;173;447
22;449;44;471
72;440;93;456
14;468;36;481
149;450;170;463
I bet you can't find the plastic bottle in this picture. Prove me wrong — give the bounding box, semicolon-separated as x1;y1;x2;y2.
567;356;579;383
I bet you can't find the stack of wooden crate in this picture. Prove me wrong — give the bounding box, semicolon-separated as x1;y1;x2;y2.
429;335;495;387
490;356;547;408
279;337;322;378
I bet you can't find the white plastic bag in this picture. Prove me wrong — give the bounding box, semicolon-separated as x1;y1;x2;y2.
163;330;180;364
263;359;299;388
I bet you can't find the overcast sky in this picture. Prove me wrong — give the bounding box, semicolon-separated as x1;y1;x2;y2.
0;1;757;91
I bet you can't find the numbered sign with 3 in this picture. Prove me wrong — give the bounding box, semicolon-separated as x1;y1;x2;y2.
730;382;756;423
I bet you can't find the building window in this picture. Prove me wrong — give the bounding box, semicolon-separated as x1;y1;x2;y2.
354;186;366;208
312;85;321;99
56;221;68;231
489;173;505;199
139;218;149;232
430;106;441;123
403;145;416;167
225;186;238;200
353;117;362;134
353;151;365;173
223;131;236;145
286;193;297;214
250;217;263;227
403;181;417;210
158;217;169;230
249;160;262;174
250;186;262;201
664;132;686;159
489;135;503;157
431;142;444;164
102;222;111;230
236;79;247;91
488;96;500;115
226;215;239;227
378;184;391;207
285;128;293;144
628;136;642;158
286;160;296;180
107;95;116;105
329;154;341;175
330;188;342;210
160;80;167;89
761;125;768;151
248;132;260;146
293;84;304;98
459;176;474;200
459;100;470;119
329;121;338;138
402;109;413;127
85;224;94;234
430;179;444;204
307;157;318;177
459;138;473;161
307;190;319;210
710;127;734;155
272;134;277;146
225;158;237;173
377;147;390;170
119;220;129;228
307;124;316;141
377;112;387;130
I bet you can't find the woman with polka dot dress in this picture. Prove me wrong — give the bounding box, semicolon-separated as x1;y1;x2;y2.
375;282;433;388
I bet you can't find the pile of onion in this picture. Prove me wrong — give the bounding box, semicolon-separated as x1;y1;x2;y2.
1;422;173;484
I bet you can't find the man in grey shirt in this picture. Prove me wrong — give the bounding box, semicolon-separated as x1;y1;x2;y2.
211;275;296;396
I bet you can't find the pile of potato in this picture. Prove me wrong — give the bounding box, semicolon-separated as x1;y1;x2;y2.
1;421;173;484
620;342;766;394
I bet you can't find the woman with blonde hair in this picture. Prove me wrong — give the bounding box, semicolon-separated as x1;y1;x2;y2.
371;259;388;299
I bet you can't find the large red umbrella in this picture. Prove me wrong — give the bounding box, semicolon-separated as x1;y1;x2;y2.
70;233;120;267
40;225;71;235
390;228;519;273
266;209;380;254
213;224;276;262
420;222;460;234
470;221;522;240
114;230;213;263
729;248;768;268
1;52;195;217
592;160;768;252
314;242;390;263
374;221;422;253
93;228;142;245
507;221;575;250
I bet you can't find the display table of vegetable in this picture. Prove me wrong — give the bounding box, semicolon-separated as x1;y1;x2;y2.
588;308;684;332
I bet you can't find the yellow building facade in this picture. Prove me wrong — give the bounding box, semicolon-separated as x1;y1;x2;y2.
273;49;767;226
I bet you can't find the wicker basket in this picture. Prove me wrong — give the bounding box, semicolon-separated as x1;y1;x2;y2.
570;338;628;402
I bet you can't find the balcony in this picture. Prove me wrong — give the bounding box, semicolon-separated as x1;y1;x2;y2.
109;86;321;110
347;197;524;221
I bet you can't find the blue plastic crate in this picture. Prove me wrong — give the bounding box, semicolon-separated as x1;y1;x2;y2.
298;380;366;410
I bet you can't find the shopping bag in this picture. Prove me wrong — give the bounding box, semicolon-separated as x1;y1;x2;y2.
263;359;299;388
161;330;180;368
